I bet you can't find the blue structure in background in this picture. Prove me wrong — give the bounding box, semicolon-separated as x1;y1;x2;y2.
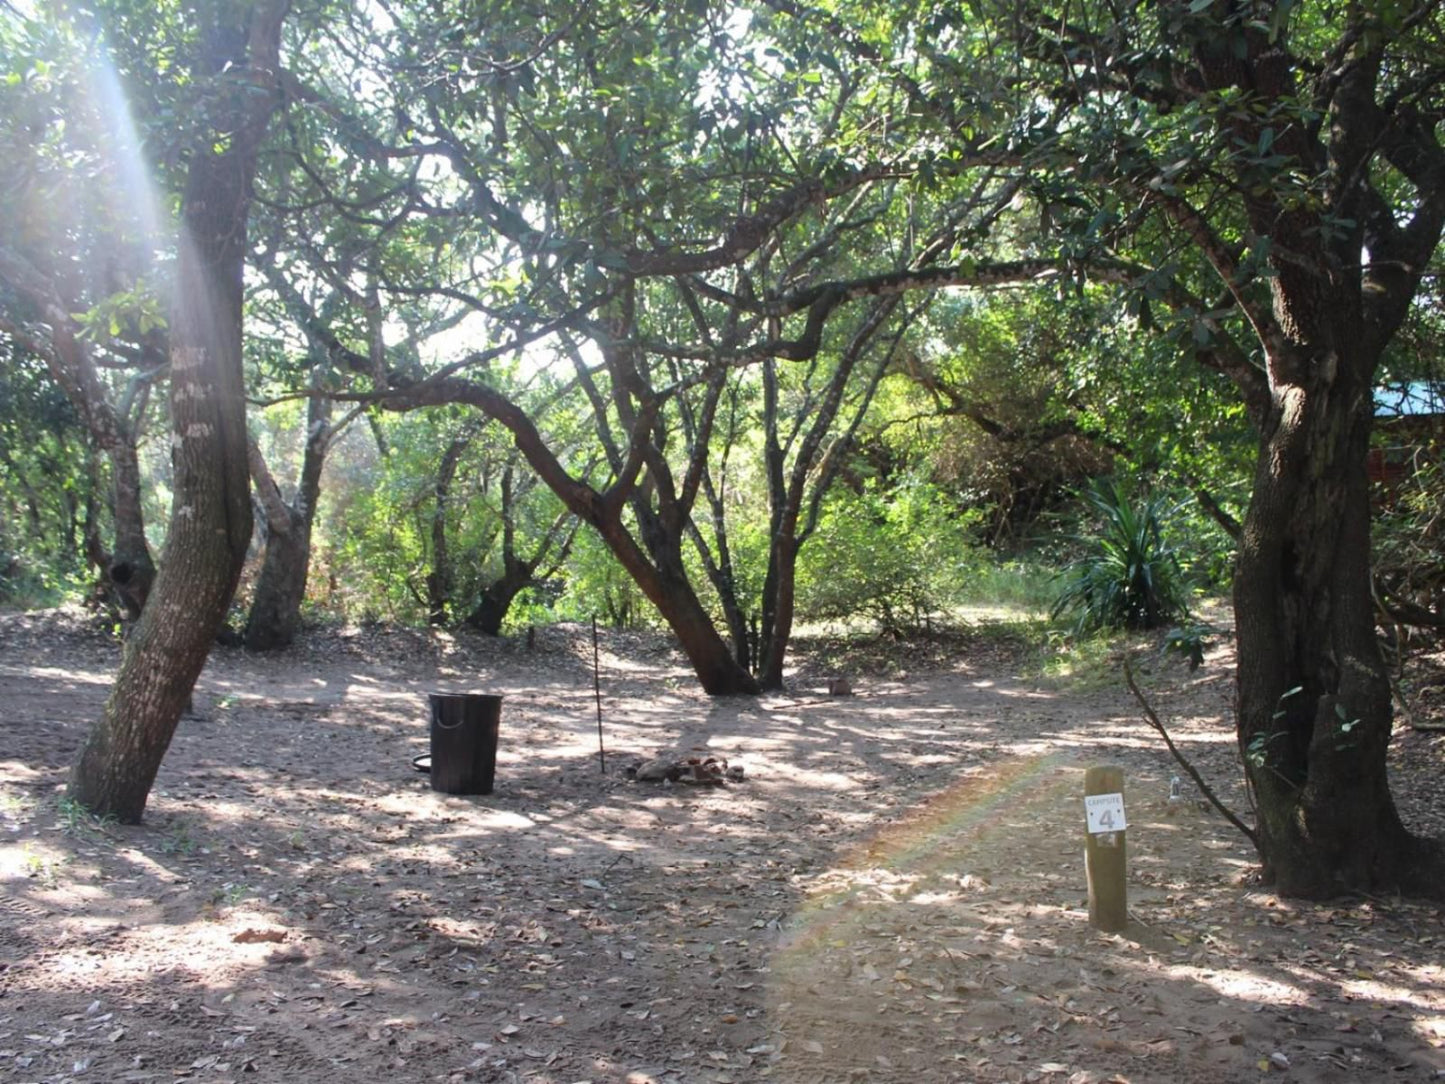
1374;382;1445;419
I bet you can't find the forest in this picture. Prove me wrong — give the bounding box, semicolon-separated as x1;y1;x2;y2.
1;1;1444;1080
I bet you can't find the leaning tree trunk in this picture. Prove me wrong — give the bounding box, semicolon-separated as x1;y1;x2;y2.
69;0;285;823
598;516;760;695
384;377;761;695
1233;344;1444;898
0;255;159;618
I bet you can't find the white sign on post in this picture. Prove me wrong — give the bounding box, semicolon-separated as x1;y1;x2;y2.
1085;792;1127;834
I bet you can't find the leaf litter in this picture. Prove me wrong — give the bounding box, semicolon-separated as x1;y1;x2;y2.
0;610;1441;1082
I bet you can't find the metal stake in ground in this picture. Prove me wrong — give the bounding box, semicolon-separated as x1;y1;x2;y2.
592;615;605;773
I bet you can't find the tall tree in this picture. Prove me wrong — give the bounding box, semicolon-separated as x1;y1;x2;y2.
286;0;1063;691
240;259;369;650
747;0;1445;893
244;385;333;649
997;0;1445;895
69;0;290;822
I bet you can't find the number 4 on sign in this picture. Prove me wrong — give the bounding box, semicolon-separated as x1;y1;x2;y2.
1085;792;1127;834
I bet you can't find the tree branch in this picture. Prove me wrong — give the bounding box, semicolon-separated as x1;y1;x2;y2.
1123;656;1258;847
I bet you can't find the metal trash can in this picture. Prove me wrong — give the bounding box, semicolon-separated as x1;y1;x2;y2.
428;693;502;795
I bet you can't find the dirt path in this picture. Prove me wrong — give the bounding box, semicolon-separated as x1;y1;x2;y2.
2;609;1443;1084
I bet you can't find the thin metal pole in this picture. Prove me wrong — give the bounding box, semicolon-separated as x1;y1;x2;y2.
592;615;606;773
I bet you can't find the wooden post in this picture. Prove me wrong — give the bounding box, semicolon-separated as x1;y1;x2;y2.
1084;765;1128;932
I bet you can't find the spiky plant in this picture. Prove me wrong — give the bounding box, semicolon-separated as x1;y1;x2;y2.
1052;479;1190;633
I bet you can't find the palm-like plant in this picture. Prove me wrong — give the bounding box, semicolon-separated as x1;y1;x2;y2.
1052;479;1190;633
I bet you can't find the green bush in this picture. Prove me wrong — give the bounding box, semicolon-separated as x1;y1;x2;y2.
1051;478;1190;632
797;477;982;635
551;524;656;629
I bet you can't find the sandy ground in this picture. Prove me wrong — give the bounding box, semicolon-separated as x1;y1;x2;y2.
1;607;1443;1084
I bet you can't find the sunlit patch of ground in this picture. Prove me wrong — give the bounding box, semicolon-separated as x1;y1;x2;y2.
0;612;1442;1083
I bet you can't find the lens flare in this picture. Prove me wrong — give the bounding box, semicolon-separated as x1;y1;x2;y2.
81;45;166;256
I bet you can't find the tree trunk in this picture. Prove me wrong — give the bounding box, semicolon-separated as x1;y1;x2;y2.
243;522;310;650
385;376;760;695
755;303;901;691
464;566;532;635
687;506;753;673
598;516;759;694
105;430;155;619
1234;346;1445;897
465;469;575;637
69;0;285;823
0;252;158;619
424;432;470;627
757;532;798;691
243;341;334;649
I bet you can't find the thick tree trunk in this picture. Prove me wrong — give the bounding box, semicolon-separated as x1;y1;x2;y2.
757;533;798;691
244;366;331;649
243;524;309;650
1234;350;1445;897
69;0;285;823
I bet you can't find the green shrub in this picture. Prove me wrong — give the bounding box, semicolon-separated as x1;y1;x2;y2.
551;525;656;629
797;477;982;635
1051;478;1190;632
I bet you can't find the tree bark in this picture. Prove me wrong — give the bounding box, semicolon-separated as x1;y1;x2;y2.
464;567;532;635
1164;9;1445;898
602;513;757;693
756;300;902;689
463;466;577;636
424;431;470;627
105;434;155;619
69;0;287;822
243;393;329;651
1233;343;1443;896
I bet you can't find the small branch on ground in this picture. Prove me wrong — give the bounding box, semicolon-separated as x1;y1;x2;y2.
1123;655;1259;847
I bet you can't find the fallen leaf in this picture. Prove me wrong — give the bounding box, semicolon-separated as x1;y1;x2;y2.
233;928;287;944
